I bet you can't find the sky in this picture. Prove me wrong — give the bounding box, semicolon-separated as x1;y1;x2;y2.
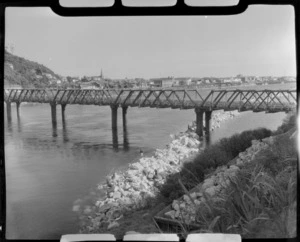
5;5;296;79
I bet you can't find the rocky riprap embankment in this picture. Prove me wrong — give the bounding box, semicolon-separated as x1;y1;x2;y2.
209;110;236;131
73;110;238;232
163;138;272;224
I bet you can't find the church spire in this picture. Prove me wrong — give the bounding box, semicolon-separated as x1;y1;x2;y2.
100;69;103;79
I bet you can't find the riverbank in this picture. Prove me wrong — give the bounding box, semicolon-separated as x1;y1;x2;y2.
171;124;297;238
124;112;296;239
73;110;238;232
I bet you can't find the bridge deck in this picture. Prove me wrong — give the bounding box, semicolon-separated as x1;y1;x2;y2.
4;88;297;112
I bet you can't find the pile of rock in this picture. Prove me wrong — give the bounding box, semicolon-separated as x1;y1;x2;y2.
164;164;240;224
210;110;237;131
74;110;238;232
163;138;271;224
75;127;201;232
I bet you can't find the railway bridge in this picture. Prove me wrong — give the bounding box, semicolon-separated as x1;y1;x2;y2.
4;88;297;138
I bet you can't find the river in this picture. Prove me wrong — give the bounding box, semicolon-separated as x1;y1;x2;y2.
4;83;295;239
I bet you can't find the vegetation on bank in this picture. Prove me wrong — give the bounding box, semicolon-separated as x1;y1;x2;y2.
94;112;297;239
159;127;272;202
4;50;61;88
161;112;297;238
190;117;297;238
272;112;297;135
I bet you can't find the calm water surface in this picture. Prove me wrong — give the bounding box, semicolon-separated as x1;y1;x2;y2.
5;83;295;239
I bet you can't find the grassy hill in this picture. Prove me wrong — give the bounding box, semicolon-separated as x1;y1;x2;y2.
4;50;62;88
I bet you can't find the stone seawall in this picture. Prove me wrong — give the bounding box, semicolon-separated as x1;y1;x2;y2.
73;110;238;232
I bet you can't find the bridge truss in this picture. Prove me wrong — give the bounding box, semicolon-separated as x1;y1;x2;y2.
4;88;297;112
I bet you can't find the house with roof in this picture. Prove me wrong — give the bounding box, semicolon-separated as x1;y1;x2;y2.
149;77;175;88
134;78;148;88
223;77;233;83
174;77;192;86
281;76;296;82
232;78;242;83
189;78;202;86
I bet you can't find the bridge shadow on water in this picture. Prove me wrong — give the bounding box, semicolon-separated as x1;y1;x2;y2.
6;119;13;133
17;111;22;133
51;112;71;142
5;110;22;134
62;117;69;142
112;123;130;152
50;114;130;152
52;122;58;138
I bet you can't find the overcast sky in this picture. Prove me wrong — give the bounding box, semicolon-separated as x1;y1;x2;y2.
5;5;296;79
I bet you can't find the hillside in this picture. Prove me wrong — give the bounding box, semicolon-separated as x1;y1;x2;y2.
4;50;62;88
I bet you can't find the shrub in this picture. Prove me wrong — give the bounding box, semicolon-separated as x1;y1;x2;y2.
271;132;298;159
159;127;272;201
159;173;183;202
253;149;281;176
160;162;205;202
191;127;298;238
193;145;228;169
273;112;297;135
194;162;294;236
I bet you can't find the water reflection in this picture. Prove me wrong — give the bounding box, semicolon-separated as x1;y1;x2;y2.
7;121;13;133
20;134;135;162
122;106;129;151
62;117;69;142
112;127;119;151
123;122;129;151
5;108;13;133
112;124;130;151
6;102;12;124
52;122;58;137
17;111;22;133
61;104;66;123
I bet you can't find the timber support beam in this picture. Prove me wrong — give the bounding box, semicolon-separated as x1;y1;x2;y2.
122;106;128;129
111;105;119;149
122;106;129;150
122;106;129;149
50;102;57;127
61;104;67;123
16;102;21;117
6;101;12;122
195;108;204;138
205;111;212;135
111;104;118;131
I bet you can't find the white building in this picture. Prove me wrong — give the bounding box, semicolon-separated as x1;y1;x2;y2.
232;78;242;83
175;77;192;86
